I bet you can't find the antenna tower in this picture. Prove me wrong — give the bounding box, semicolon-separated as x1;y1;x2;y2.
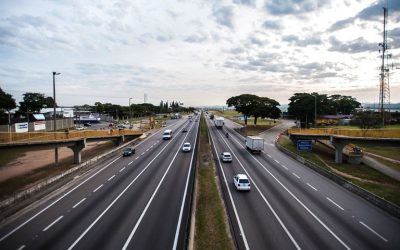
378;7;392;126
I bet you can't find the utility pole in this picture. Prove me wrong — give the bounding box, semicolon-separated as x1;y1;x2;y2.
53;72;60;167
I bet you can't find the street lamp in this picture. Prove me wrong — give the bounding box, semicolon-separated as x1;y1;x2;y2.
313;94;317;128
53;72;60;166
129;98;133;120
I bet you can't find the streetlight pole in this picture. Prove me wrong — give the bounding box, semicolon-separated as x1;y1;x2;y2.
53;72;61;167
313;94;317;128
129;98;133;121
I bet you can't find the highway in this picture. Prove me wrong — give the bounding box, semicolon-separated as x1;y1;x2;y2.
206;115;400;250
0;115;200;250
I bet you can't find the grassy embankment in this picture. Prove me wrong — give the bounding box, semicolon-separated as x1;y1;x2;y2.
0;141;116;200
214;110;279;136
195;113;232;249
278;135;400;206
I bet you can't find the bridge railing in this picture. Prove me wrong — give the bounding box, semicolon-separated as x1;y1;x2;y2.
287;128;400;138
0;129;144;143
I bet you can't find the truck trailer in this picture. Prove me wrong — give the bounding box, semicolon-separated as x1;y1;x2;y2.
214;117;224;129
245;136;264;153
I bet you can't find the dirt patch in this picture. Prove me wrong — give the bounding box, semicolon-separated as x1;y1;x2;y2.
0;141;109;183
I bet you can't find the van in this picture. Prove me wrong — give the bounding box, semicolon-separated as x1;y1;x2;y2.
162;129;173;140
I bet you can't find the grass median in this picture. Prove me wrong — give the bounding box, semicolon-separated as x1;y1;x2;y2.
195;113;233;249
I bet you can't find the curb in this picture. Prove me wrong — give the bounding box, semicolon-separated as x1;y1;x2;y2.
0;135;143;211
275;136;400;219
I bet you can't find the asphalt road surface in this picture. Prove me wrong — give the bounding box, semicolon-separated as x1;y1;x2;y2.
207;115;400;250
0;115;200;250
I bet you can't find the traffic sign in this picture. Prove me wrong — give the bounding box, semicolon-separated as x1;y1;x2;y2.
297;140;312;151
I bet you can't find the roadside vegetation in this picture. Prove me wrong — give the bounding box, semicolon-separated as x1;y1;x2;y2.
195;113;232;249
278;135;400;206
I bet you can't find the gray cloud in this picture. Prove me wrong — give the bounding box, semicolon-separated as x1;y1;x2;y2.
282;34;322;47
184;33;208;43
232;0;256;7
389;27;400;48
212;5;235;29
229;47;245;54
328;37;376;53
262;20;282;30
265;0;330;16
249;35;267;46
328;18;354;32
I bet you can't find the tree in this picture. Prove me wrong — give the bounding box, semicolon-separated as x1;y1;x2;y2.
350;111;382;129
18;92;55;113
0;87;16;115
329;95;361;115
227;94;259;125
252;97;281;125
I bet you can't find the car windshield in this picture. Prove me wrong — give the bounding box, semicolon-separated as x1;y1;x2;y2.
184;143;190;147
239;179;249;184
124;148;131;152
224;153;231;157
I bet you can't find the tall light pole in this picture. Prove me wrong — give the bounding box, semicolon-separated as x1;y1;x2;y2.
313;94;317;128
53;72;60;166
129;98;133;120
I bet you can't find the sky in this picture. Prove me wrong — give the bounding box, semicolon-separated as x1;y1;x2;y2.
0;0;399;108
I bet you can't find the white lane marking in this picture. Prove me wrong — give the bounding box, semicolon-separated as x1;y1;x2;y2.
119;167;126;172
292;173;301;179
267;154;272;158
326;197;344;211
128;161;133;165
17;245;26;250
205;123;250;249
146;148;150;152
93;184;103;193
108;175;116;181
359;221;388;242
123;119;198;250
306;183;318;191
212;123;299;250
72;198;86;209
141;152;145;156
150;145;154;148
0;156;120;242
274;159;280;164
229;135;351;250
68;126;184;250
173;118;200;250
43;216;63;232
281;164;288;170
135;157;139;160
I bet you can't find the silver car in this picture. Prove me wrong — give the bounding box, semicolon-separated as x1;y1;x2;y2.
233;174;251;191
182;142;191;152
221;152;232;162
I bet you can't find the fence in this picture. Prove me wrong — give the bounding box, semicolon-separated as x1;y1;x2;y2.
0;118;74;133
288;128;400;138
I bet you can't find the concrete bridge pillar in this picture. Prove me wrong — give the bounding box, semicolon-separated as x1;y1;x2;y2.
113;136;125;146
331;137;347;164
68;139;86;164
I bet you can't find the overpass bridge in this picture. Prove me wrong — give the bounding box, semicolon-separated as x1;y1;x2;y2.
0;130;144;164
287;128;400;163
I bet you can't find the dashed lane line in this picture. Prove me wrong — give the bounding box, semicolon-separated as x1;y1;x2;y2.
128;161;133;165
306;183;318;191
43;216;63;232
72;198;86;209
292;173;301;179
17;245;26;250
359;221;388;242
119;167;126;172
326;197;344;211
93;184;103;193
108;175;116;181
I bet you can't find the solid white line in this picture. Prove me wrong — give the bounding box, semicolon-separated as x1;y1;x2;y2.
326;197;344;211
108;175;116;181
68;126;184;250
0;156;121;242
93;184;103;193
208;125;250;250
119;167;126;172
128;161;133;165
123;120;197;250
230;135;351;250
281;164;288;170
292;173;301;179
173;120;200;249
274;159;280;164
72;198;86;209
43;216;63;232
307;183;318;191
359;221;388;242
17;245;26;250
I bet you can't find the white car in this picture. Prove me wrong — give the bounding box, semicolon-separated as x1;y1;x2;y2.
182;142;191;152
233;174;251;191
75;126;85;131
221;152;232;162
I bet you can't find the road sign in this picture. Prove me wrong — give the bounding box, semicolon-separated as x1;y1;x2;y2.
297;140;312;151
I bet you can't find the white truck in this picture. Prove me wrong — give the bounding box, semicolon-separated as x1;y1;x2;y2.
245;136;264;153
214;117;224;129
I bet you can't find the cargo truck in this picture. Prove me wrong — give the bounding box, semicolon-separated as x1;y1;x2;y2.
214;117;224;129
245;136;264;153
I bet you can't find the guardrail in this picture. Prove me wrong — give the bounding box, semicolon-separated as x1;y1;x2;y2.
0;129;144;143
287;128;400;138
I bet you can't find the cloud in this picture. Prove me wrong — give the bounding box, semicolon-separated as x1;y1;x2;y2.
212;5;235;29
328;18;354;32
389;27;400;48
229;47;246;54
328;37;377;53
232;0;256;7
265;0;330;15
282;34;322;47
184;33;208;43
262;20;282;30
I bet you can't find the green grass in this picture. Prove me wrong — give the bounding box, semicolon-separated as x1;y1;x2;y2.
278;135;400;206
195;113;232;249
353;142;400;161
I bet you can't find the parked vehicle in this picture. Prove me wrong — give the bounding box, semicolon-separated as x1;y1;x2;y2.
182;142;191;152
214;117;224;128
163;129;173;140
75;126;85;131
221;152;232;162
83;122;91;127
245;136;264;153
122;147;135;157
233;174;250;191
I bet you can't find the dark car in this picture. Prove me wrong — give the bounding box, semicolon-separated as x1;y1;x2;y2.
83;122;91;127
182;128;188;133
122;147;135;157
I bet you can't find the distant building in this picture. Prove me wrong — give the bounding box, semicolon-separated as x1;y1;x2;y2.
40;107;74;118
